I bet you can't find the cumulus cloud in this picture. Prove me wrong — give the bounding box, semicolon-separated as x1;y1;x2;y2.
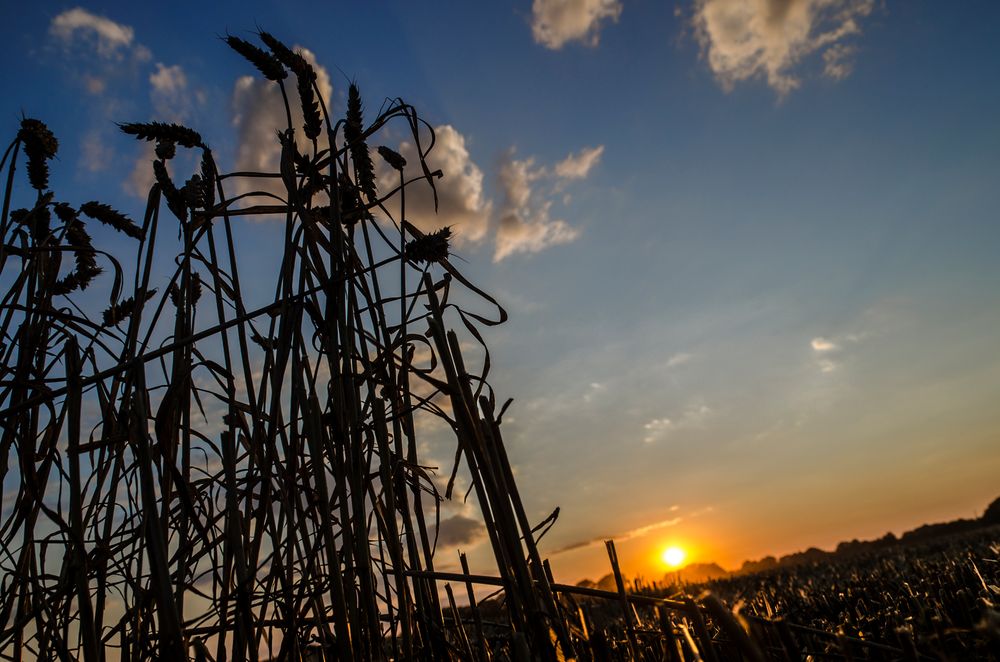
432;514;487;548
377;125;492;245
532;0;623;49
554;145;604;180
226;47;592;263
49;7;136;59
230;47;333;200
693;0;875;95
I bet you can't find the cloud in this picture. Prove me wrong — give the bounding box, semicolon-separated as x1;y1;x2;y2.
810;331;866;373
79;130;114;173
551;514;683;555
377;125;492;245
49;7;136;59
554;145;605;180
666;352;694;368
822;42;857;79
583;381;605;403
82;75;106;95
432;514;487;548
643;417;673;444
643;403;711;443
230;46;333;200
693;0;875;95
123;144;156;199
810;337;837;352
149;63;190;121
532;0;623;49
493;151;585;261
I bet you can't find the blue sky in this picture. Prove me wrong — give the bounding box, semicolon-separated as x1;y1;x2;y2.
3;0;999;581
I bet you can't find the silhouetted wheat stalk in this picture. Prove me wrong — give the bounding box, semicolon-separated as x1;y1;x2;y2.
0;28;934;662
0;28;577;662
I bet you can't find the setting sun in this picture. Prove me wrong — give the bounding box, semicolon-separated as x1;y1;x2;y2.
661;546;686;568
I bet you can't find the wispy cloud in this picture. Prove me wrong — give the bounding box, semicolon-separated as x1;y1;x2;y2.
693;0;875;95
643;403;711;443
79;130;114;173
810;331;866;373
495;192;579;262
666;352;694;368
494;143;603;261
48;8;199;196
551;514;683;555
810;337;837;352
49;7;139;59
532;0;623;50
554;145;605;180
149;63;194;121
643;417;673;444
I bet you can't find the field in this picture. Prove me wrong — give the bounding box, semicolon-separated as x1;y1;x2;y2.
656;528;1000;660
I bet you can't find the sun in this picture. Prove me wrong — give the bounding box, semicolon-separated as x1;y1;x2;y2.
661;546;686;568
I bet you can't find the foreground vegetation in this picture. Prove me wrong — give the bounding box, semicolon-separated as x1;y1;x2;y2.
667;527;1000;660
4;24;995;661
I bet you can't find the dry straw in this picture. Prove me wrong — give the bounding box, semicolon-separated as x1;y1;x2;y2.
0;28;917;662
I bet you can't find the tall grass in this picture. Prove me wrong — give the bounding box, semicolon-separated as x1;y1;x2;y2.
0;27;589;661
0;28;941;662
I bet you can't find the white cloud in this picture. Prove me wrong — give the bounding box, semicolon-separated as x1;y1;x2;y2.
810;331;866;373
693;0;875;95
811;337;837;352
149;63;190;121
666;352;694;368
554;145;604;180
643;417;673;443
583;381;605;403
230;47;333;201
82;75;106;95
532;0;623;49
493;152;581;261
80;131;113;173
377;125;492;245
643;403;711;443
124;144;156;199
50;7;135;59
822;42;857;79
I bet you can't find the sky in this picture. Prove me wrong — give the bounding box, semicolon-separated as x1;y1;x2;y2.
2;0;999;585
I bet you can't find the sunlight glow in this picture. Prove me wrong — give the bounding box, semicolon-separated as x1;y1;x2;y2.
661;546;686;568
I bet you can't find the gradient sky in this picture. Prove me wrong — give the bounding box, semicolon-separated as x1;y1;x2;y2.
3;1;999;584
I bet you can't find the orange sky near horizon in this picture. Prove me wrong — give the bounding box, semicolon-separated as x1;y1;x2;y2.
539;456;1000;584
